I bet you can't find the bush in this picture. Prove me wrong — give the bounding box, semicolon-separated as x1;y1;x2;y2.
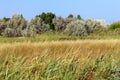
2;28;15;37
53;16;76;32
0;19;7;35
85;19;103;31
53;17;67;32
1;14;27;37
109;21;120;30
23;17;50;37
36;12;56;30
22;26;36;37
64;20;92;36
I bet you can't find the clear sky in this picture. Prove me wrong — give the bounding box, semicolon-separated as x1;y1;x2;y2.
0;0;120;24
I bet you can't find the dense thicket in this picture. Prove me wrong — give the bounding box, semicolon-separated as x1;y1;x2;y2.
1;14;27;37
23;17;50;37
53;16;75;32
36;12;56;30
0;13;108;37
109;21;120;30
64;20;92;36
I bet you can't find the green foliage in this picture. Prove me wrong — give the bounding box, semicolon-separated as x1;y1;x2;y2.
64;20;92;36
77;14;82;20
0;12;118;38
36;12;56;30
0;53;120;80
109;21;120;30
67;14;74;18
3;17;10;22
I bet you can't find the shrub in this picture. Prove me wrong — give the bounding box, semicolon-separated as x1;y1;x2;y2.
0;19;7;35
64;20;92;36
85;19;103;31
22;26;36;37
9;14;27;29
36;12;56;30
23;17;50;37
77;14;82;20
53;17;67;32
0;17;11;35
2;28;15;37
67;14;74;18
1;14;27;37
109;21;120;30
53;16;76;32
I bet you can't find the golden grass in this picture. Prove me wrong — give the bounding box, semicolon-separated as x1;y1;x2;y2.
0;40;120;79
0;39;120;61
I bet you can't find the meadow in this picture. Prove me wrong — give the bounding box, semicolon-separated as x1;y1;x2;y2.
0;39;120;80
1;12;120;80
0;29;120;43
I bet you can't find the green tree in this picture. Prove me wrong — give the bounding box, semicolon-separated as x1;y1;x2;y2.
3;17;10;22
36;12;56;30
68;14;74;18
77;15;82;20
109;21;120;30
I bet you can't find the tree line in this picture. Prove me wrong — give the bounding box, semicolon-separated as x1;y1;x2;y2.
0;12;118;37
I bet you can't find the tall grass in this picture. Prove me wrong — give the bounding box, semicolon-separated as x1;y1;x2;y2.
0;30;120;43
0;40;120;80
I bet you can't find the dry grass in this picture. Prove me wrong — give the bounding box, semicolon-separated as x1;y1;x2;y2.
0;39;120;60
0;40;120;79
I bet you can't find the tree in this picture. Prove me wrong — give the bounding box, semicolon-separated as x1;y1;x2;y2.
0;17;10;35
3;17;10;22
85;19;103;31
64;19;92;36
36;12;56;30
77;15;82;20
2;14;27;37
68;14;74;18
2;28;14;37
23;17;50;37
109;21;120;30
53;16;67;31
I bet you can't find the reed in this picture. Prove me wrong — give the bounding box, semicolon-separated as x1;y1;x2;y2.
0;40;120;80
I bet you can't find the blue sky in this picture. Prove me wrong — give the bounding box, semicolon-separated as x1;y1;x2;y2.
0;0;120;24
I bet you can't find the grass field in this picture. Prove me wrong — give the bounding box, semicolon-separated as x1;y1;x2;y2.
0;30;120;43
0;40;120;80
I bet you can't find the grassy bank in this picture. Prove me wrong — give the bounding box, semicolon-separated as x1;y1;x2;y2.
0;30;120;43
0;40;120;79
